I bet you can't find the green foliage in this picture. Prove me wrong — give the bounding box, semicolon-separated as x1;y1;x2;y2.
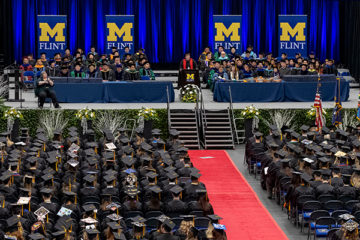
0;108;357;139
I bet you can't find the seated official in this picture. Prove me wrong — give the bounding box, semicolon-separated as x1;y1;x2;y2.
228;47;240;60
213;66;229;82
322;59;338;75
86;64;98;78
70;63;85;78
124;64;141;80
115;64;124;81
39;52;49;67
100;62;115;81
241;44;257;59
35;71;60;108
34;59;46;79
19;57;34;82
45;60;59;77
298;64;308;75
57;65;70;77
240;64;254;79
139;61;155;80
180;53;198;70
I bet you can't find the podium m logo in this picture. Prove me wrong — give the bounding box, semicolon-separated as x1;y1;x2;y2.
186;74;195;80
39;23;66;42
107;22;133;42
280;22;306;41
214;22;240;41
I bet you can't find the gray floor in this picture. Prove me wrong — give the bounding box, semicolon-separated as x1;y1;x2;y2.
4;79;359;110
227;145;308;240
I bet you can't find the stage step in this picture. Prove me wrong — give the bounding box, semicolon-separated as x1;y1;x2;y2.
169;109;200;149
202;109;235;150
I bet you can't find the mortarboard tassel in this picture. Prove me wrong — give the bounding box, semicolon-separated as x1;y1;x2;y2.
46;214;48;223
21;205;23;216
75;195;77;204
2;200;5;208
69;179;71;192
163;145;166;151
94;211;96;220
28;202;31;212
55;162;58;172
94;147;97;154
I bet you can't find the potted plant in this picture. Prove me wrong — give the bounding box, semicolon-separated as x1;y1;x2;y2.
4;108;23;141
75;107;96;134
138;107;158;139
306;105;327;126
240;106;260;139
179;84;200;103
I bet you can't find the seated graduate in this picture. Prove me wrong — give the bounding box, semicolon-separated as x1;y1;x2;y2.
35;71;60;108
180;52;198;70
139;61;155;80
299;64;309;75
100;62;116;81
70;63;85;78
57;64;70;77
86;64;98;78
124;64;141;80
115;63;124;81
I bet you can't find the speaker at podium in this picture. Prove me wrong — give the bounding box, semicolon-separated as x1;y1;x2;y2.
178;69;200;89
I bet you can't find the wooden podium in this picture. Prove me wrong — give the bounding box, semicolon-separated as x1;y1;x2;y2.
178;69;200;88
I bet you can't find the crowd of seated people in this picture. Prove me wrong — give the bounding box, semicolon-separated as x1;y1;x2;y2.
246;124;360;239
196;45;338;90
19;47;156;83
0;125;227;240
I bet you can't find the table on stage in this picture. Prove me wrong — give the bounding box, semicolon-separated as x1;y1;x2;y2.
213;81;350;102
53;81;175;103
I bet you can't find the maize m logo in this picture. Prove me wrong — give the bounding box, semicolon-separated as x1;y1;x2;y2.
106;19;134;52
186;74;195;81
38;22;66;50
213;16;242;51
279;22;306;50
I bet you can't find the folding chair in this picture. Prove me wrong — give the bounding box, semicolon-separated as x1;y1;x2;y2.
323;200;344;213
145;211;163;219
297;195;316;231
301;201;323;232
317;194;335;204
353;210;360;221
312;217;336;240
190;210;204;217
345;200;359;212
338;195;354;204
171;217;184;230
124;211;143;219
307;210;330;238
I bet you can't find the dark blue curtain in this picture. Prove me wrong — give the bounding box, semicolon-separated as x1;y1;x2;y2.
10;0;340;64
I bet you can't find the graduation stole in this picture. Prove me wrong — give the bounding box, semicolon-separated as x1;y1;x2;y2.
183;59;194;69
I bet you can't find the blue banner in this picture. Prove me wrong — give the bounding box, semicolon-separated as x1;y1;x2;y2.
105;15;134;55
37;15;67;58
278;15;307;58
213;15;242;53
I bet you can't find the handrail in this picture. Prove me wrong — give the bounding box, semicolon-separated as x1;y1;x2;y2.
229;86;240;144
166;86;171;132
200;88;207;128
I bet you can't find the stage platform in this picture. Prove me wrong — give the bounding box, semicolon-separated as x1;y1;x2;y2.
4;85;359;110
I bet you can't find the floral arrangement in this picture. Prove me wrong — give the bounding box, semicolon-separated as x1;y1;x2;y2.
4;108;23;119
180;84;200;103
138;107;158;121
240;105;260;119
75;107;95;120
306;106;327;120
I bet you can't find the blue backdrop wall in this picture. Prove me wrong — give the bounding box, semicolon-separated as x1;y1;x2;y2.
7;0;341;64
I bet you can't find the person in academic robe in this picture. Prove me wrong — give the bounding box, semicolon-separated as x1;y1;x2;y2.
179;53;198;70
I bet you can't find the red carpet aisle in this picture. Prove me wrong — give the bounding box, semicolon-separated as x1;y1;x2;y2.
188;150;288;240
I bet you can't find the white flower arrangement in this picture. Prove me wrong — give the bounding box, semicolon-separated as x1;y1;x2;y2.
306;105;327;120
240;105;260;119
138;107;158;121
75;107;96;120
4;108;23;119
180;84;200;103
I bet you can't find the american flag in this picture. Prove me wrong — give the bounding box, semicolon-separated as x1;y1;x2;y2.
314;90;324;131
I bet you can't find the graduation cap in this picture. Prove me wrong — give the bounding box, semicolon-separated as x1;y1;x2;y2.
28;233;45;240
166;171;179;180
335;151;346;157
291;132;300;139
107;221;122;230
40;188;53;195
123;146;134;155
342;219;359;232
170;185;183;195
85;228;100;235
152;129;161;135
119;137;130;144
41;173;54;182
67;159;79;168
149;185;162;194
107;213;123;221
146;171;158;180
140;142;152;152
190;171;201;179
208;214;223;222
86;142;99;149
254;132;263;138
302;157;314;164
131;215;146;223
268;141;279;149
300;125;310;131
124;168;137;175
122;156;136;167
169;129;180;137
83;174;96;183
6;215;20;227
134;127;143;134
301;173;313;183
163;219;176;230
275;149;287;158
104;174;116;183
82;204;96;212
